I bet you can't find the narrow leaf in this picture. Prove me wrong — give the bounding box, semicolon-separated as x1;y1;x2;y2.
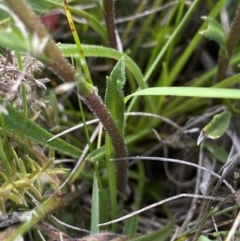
105;56;126;133
1;102;81;158
124;87;240;102
58;44;146;90
204;143;228;164
90;173;99;234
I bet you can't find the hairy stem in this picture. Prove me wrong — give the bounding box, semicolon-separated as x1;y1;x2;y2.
102;0;117;49
4;0;129;196
215;2;240;82
81;88;129;197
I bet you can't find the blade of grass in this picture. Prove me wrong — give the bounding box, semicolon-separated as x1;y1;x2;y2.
91;172;99;234
168;0;228;85
1;101;82;158
105;134;117;231
28;0;107;40
124;161;145;238
63;0;92;84
143;0;202;83
125;87;240;103
59;44;146;90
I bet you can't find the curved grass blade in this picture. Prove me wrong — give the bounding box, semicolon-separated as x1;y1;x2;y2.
58;44;146;90
63;0;92;84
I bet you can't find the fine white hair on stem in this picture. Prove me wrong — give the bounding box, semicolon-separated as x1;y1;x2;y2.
98;193;227;226
111;156;235;193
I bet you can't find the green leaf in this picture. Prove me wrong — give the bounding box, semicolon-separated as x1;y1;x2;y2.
198;110;231;145
90;173;99;234
197;235;216;241
105;57;126;134
0;29;27;52
1;101;82;158
199;17;227;52
124;87;240;102
58;44;146;90
204;143;228;164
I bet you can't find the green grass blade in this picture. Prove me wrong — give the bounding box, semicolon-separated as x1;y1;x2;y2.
26;0;107;39
168;0;227;85
105;57;126;133
2;101;82;158
143;0;202;83
125;87;240;102
58;44;146;90
91;172;99;234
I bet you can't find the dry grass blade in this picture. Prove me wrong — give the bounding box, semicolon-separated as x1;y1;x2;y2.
115;1;178;24
47;119;99;142
98;193;226;226
225;210;240;241
113;156;234;192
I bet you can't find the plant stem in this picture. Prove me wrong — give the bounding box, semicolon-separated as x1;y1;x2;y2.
215;2;240;82
4;0;129;197
81;88;129;197
102;0;117;49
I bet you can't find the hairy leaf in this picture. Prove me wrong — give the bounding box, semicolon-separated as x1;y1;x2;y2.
200;17;227;52
105;57;126;134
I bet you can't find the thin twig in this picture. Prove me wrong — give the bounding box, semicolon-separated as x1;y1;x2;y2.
98;193;226;226
112;156;234;193
60;124;100;189
177;143;204;234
